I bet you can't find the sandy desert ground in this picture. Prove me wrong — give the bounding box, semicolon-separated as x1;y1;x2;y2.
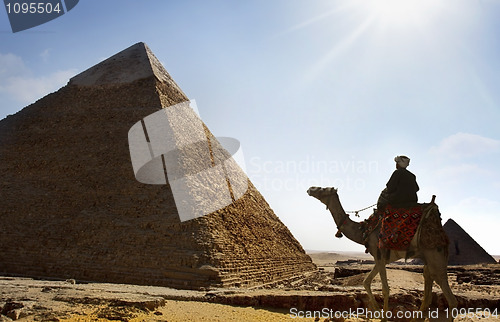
1;252;499;321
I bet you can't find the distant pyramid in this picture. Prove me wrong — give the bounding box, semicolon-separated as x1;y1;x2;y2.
443;219;496;265
0;42;315;289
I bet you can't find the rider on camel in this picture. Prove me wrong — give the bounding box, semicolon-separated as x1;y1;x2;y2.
378;155;419;210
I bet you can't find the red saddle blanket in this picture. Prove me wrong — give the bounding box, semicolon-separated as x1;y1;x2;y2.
378;205;423;250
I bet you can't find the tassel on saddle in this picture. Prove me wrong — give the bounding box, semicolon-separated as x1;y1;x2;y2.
335;229;343;238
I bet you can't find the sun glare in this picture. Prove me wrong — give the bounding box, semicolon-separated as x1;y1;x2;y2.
363;0;442;28
300;0;449;82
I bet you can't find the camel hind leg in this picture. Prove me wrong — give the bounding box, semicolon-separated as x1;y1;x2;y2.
424;249;458;322
411;265;434;322
420;265;433;312
433;271;457;322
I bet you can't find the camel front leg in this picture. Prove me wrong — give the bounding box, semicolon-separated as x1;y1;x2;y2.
363;263;381;311
378;263;390;315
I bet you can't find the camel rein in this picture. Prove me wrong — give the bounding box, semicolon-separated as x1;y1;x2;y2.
325;193;375;238
346;203;377;217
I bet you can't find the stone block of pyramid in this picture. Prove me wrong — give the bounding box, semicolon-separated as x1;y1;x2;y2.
0;42;315;289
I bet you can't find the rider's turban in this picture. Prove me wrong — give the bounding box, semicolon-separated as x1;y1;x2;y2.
394;155;410;168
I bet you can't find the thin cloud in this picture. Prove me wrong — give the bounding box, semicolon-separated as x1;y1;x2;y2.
430;132;500;159
434;163;489;179
3;70;76;103
457;196;500;212
0;52;77;104
40;49;51;62
0;53;31;77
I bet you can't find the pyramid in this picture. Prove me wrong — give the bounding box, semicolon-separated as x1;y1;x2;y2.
443;219;496;265
0;42;315;289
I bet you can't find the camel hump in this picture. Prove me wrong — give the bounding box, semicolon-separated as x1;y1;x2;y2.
418;203;449;249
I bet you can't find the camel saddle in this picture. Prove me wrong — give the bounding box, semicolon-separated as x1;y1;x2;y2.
361;203;449;251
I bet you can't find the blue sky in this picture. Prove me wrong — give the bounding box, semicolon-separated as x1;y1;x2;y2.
1;0;500;255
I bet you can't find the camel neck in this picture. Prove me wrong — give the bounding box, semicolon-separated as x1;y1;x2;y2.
326;195;365;245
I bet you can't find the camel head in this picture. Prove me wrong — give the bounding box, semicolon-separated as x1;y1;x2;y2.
308;186;345;238
307;186;338;205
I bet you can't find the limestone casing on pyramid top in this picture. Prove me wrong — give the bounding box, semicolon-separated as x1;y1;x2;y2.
69;42;185;91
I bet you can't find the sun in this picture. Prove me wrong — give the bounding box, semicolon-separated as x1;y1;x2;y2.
298;0;447;82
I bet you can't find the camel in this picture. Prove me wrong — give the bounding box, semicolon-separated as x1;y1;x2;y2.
307;186;457;321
